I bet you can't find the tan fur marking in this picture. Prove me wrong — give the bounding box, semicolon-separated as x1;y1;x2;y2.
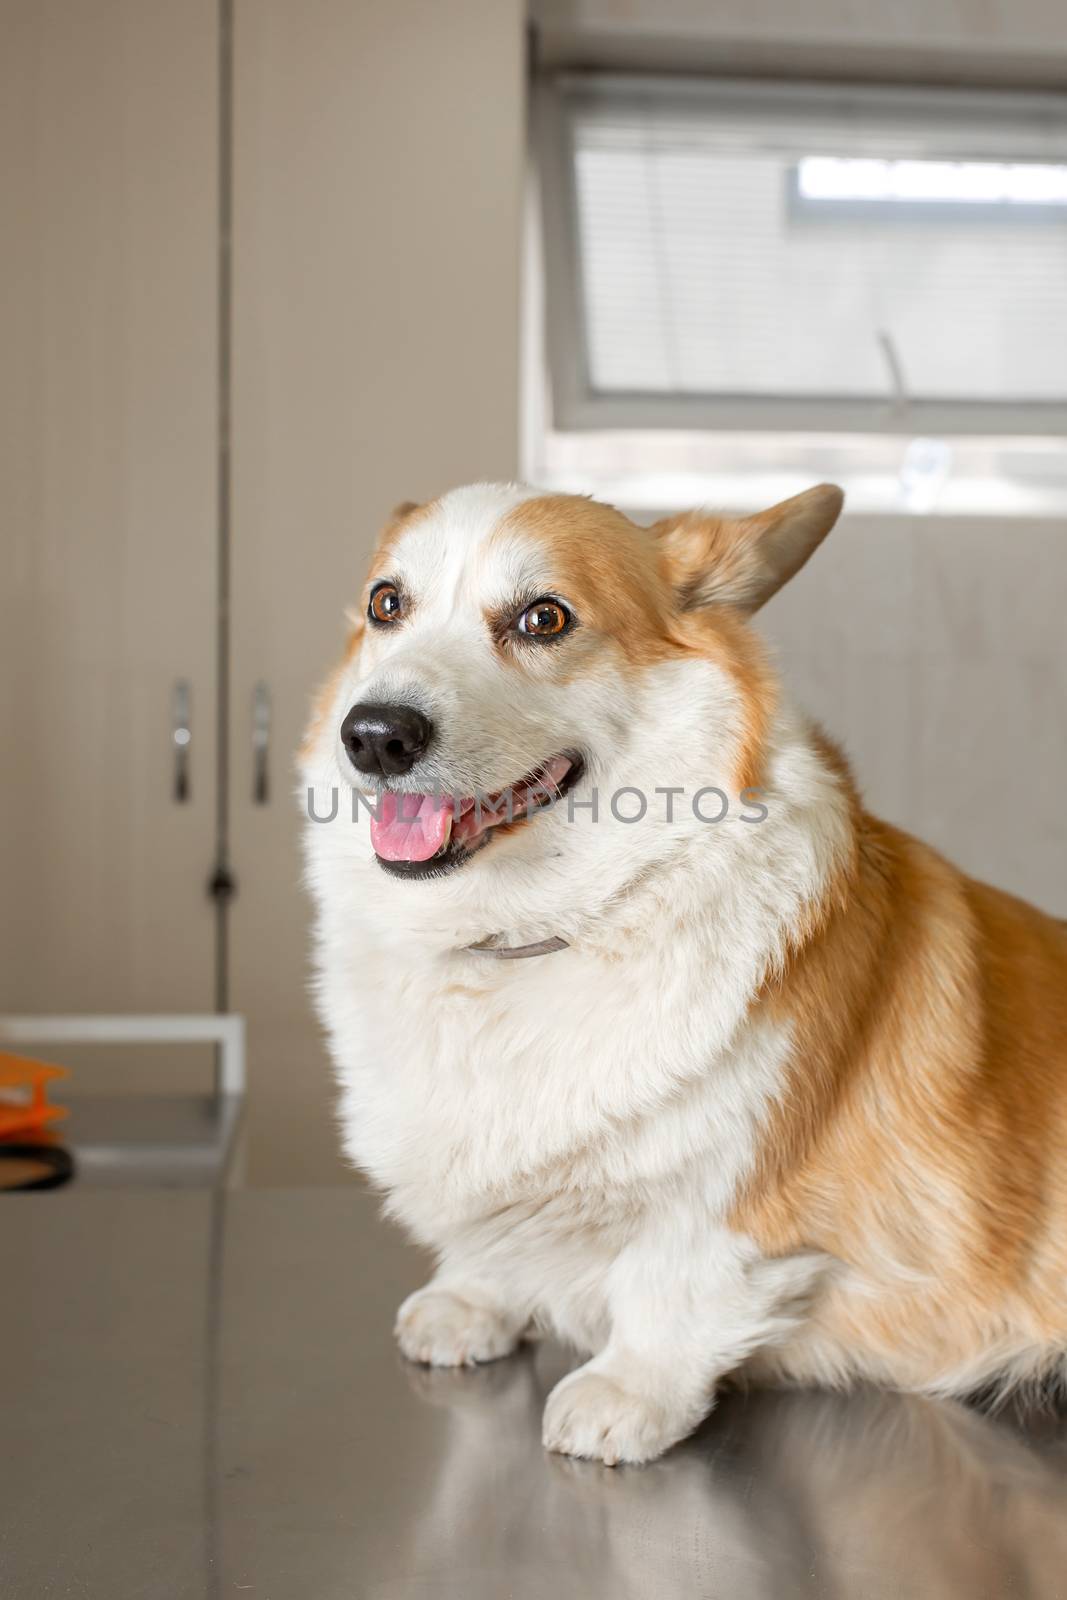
732;762;1067;1390
495;495;673;669
496;495;777;788
652;485;842;615
654;508;767;613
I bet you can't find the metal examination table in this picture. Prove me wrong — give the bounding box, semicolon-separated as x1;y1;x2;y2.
3;1188;1066;1598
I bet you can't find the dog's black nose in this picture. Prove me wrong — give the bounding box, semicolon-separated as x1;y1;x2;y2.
340;702;433;778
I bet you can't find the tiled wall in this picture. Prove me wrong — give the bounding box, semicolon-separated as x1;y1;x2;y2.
759;513;1067;917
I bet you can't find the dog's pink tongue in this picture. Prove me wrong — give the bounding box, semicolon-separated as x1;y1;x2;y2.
370;792;453;862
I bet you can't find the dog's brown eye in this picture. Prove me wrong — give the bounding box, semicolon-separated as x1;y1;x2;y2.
368;582;403;624
517;598;571;638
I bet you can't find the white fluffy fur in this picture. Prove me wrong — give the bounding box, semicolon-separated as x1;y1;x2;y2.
303;484;852;1463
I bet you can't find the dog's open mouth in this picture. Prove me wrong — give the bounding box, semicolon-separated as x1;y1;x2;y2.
371;752;583;879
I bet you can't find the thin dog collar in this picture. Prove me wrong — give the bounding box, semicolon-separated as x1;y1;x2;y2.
466;934;569;960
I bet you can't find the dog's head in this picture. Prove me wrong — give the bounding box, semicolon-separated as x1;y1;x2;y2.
303;482;842;910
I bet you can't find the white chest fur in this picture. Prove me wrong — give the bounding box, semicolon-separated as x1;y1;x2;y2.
318;903;791;1267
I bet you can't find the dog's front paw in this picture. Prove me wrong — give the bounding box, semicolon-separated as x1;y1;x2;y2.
395;1286;520;1367
542;1367;694;1466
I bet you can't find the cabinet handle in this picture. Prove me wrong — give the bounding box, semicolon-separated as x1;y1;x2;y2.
252;681;271;805
172;680;191;803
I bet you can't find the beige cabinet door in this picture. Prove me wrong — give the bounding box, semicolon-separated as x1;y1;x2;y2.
231;0;525;1182
1;1;219;1029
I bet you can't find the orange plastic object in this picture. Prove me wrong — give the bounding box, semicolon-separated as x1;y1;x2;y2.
0;1052;69;1140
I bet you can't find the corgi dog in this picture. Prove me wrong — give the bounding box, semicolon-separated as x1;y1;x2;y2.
301;483;1067;1465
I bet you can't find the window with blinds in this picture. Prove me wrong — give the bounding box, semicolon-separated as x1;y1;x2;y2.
539;77;1067;435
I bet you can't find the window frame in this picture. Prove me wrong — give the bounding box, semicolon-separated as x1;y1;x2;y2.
537;72;1067;437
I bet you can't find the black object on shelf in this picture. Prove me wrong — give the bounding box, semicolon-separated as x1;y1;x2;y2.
0;1143;76;1191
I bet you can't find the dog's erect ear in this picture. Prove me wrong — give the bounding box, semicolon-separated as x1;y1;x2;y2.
654;484;844;616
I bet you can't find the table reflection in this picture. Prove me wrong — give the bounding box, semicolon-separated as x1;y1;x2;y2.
400;1349;1067;1600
